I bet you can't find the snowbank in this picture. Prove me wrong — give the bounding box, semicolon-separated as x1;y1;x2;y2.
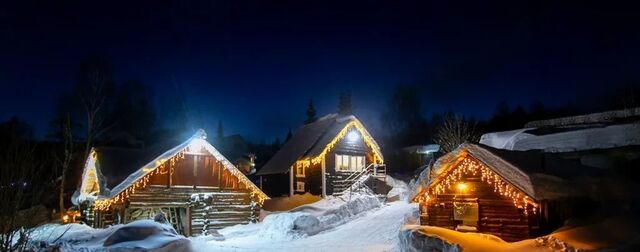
254;192;384;241
397;213;640;252
258;212;321;240
27;220;190;251
385;176;410;202
396;225;546;252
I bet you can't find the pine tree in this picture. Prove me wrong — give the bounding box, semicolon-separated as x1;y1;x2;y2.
217;120;224;140
338;91;352;115
304;99;317;124
285;128;293;142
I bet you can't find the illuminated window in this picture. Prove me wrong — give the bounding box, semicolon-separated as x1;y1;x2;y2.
296;182;305;192
296;165;305;177
335;154;365;172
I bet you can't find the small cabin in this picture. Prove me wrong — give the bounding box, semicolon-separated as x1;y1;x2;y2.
72;129;269;236
256;114;386;197
410;143;586;242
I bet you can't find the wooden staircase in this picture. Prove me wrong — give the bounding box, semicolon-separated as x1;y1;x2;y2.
333;164;387;196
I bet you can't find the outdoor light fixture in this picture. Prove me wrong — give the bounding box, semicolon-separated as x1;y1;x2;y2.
347;131;360;142
457;182;468;193
189;139;206;152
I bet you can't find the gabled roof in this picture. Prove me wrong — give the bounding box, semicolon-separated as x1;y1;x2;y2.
74;129;268;205
256;114;382;175
410;143;587;202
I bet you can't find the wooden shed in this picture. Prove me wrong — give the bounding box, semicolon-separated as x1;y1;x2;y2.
72;129;269;236
410;143;584;242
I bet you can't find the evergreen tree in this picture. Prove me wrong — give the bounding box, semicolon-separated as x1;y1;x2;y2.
337;91;352;115
285;128;293;142
304;99;317;124
217;120;224;139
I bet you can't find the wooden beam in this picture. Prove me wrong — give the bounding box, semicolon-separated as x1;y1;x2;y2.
193;155;198;189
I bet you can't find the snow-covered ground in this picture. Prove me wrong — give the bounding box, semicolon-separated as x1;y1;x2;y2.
24;177;415;252
191;200;415;252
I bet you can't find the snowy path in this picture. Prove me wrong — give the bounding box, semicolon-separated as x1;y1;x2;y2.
192;201;416;252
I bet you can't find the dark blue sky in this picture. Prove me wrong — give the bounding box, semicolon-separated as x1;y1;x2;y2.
1;1;640;141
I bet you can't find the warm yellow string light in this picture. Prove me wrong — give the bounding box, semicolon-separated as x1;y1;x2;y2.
419;156;538;216
94;140;269;211
295;120;383;169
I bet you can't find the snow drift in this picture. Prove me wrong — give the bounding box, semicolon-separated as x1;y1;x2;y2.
27;220;191;251
255;192;383;240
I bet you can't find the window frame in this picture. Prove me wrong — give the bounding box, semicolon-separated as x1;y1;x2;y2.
335;154;366;172
296;181;305;192
295;165;305;178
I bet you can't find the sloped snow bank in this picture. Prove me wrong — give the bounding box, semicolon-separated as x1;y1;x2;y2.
26;220;190;251
314;194;382;230
254;192;383;241
258;212;321;240
385;176;410;202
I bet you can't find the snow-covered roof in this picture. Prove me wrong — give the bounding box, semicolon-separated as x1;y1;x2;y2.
525;107;640;128
410;143;584;202
402;144;440;154
74;129;268;205
257;114;383;175
480;123;640;152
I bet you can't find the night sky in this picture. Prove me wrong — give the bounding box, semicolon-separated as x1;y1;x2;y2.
2;1;640;141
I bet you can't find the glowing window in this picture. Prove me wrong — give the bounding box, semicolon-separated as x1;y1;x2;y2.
296;165;305;177
335;154;365;172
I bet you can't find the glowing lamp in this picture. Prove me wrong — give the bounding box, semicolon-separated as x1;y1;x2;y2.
62;214;69;223
347;131;360;142
190;139;206;152
457;182;468;192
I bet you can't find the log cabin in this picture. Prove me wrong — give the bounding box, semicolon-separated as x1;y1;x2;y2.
410;143;588;242
72;129;269;236
256;114;386;197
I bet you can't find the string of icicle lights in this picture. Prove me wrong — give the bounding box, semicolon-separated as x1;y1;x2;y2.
94;140;268;211
425;156;538;215
295;120;383;169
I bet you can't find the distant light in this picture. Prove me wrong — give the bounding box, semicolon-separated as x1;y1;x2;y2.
457;182;468;192
347;131;360;142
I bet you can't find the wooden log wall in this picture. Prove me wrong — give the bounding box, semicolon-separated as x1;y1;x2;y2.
100;152;259;235
127;186;258;236
422;172;538;242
